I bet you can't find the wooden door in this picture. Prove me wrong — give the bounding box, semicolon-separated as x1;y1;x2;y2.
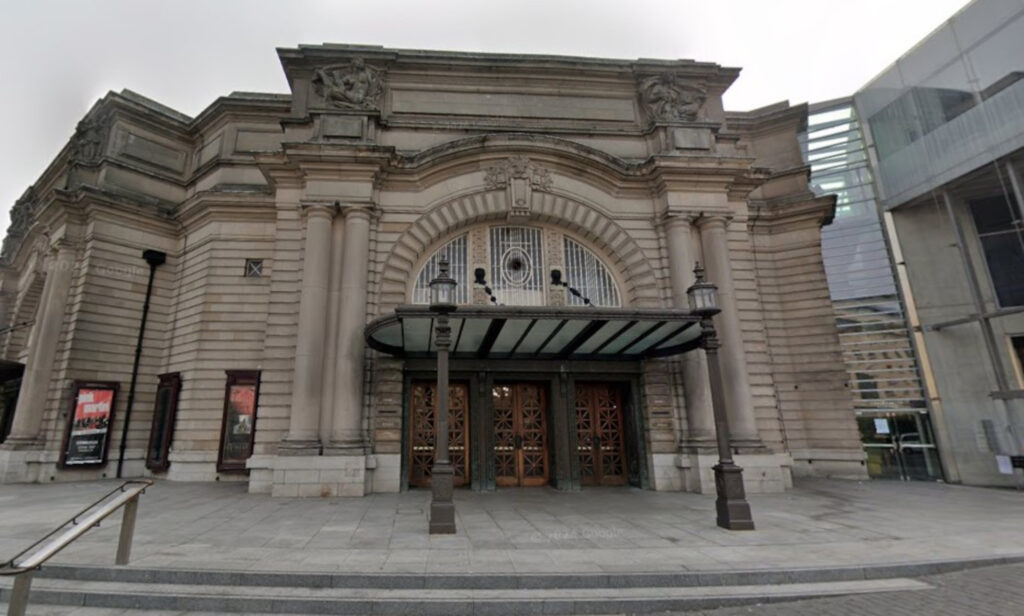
408;381;470;488
575;383;627;486
493;383;549;487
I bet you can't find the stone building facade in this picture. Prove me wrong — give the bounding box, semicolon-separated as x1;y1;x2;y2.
0;45;866;495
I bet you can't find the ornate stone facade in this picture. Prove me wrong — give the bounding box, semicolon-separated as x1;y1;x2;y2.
0;45;866;494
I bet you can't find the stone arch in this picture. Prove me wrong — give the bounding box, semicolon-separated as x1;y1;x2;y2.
378;190;660;312
3;273;45;362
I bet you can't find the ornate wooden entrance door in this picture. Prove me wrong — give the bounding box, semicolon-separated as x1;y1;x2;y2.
408;381;469;488
493;383;549;487
574;383;627;486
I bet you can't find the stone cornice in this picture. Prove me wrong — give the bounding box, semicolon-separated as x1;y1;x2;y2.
747;194;837;230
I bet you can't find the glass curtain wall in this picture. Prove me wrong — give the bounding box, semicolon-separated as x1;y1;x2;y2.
801;99;941;480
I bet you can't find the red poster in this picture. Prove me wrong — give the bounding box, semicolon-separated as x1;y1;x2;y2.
63;385;116;466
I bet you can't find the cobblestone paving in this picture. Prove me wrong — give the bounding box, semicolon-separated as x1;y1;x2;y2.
680;563;1024;616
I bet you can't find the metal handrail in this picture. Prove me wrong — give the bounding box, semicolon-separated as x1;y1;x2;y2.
0;479;152;616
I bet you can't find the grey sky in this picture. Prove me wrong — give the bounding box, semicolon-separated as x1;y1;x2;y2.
0;0;970;235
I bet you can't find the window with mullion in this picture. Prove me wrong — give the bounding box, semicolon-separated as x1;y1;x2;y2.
969;195;1024;307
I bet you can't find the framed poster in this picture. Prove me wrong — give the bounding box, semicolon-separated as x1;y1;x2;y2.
217;370;260;472
60;381;119;468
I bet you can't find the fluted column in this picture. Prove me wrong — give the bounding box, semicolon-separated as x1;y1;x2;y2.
2;243;76;448
698;216;761;446
318;214;346;446
665;215;715;447
282;203;335;453
328;206;372;453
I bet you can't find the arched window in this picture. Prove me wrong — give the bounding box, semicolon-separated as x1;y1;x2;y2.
412;234;469;305
411;226;621;307
563;237;621;307
489;226;545;306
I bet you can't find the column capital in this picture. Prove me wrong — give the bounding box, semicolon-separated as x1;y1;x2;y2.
300;202;337;220
340;205;373;222
663;213;698;230
695;214;731;230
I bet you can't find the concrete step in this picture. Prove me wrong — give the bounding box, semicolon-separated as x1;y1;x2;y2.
30;554;1024;589
0;576;932;615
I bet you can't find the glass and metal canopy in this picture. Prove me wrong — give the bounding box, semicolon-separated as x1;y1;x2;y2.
365;305;703;361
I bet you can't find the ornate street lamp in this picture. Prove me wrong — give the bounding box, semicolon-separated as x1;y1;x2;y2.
428;257;457;534
687;262;755;531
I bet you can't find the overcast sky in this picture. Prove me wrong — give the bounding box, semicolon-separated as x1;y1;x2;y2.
0;0;971;235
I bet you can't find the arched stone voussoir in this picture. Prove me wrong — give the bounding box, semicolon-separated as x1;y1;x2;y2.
379;188;661;312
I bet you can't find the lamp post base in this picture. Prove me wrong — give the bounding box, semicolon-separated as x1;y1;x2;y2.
429;463;456;534
713;463;755;530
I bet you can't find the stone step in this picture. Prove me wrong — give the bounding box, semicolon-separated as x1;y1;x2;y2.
31;554;1022;589
0;576;932;615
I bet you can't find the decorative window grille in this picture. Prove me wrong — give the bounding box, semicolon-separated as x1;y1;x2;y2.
244;259;263;278
412;234;469;305
563;237;621;307
490;226;545;306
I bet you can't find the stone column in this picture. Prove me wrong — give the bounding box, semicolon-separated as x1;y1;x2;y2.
697;216;761;446
328;206;372;453
665;215;715;447
2;242;76;448
318;214;346;445
281;204;335;453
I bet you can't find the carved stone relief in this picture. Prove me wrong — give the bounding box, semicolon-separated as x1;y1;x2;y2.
1;189;38;264
312;58;385;111
70;114;110;165
638;73;706;122
483;156;553;221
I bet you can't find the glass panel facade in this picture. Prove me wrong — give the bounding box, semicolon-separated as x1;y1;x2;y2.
802;99;934;479
854;2;1024;208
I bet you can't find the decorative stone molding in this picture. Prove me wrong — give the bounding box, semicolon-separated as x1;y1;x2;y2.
312;58;385;111
638;73;706;122
1;189;38;264
483;156;552;220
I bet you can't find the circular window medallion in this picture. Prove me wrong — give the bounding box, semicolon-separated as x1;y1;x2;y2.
500;246;533;287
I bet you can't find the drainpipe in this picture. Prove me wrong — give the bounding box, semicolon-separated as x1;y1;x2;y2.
116;249;166;478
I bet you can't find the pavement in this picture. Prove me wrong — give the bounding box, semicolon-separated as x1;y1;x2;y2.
1;478;1023;575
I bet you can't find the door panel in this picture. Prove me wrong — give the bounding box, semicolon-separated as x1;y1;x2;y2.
408;381;470;488
493;383;549;487
575;383;627;486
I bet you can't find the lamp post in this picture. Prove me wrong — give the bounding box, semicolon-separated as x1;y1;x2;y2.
428;258;457;534
687;262;755;531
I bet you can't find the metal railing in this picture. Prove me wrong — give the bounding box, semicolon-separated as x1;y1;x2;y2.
0;479;152;616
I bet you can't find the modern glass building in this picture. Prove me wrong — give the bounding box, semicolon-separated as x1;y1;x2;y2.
854;0;1024;486
802;100;941;481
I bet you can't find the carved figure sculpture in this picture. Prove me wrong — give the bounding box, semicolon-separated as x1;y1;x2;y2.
313;58;385;111
639;73;706;122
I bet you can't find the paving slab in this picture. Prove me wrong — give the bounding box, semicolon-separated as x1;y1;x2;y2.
0;478;1022;575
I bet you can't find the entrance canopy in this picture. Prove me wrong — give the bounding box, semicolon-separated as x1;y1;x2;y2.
365;305;703;361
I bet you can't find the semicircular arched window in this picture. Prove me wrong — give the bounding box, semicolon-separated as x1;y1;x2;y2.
411;226;622;307
563;237;621;307
412;234;469;305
